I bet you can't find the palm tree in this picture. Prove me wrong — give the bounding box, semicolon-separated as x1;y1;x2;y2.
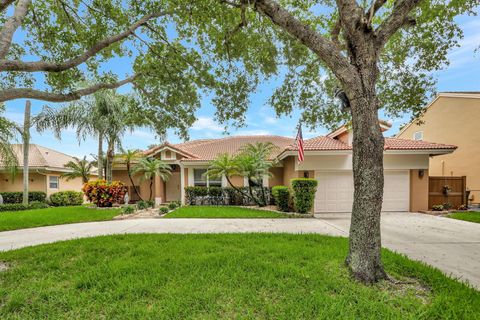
131;157;171;201
115;149;143;201
0;105;18;174
61;156;94;184
35;89;143;183
205;153;253;202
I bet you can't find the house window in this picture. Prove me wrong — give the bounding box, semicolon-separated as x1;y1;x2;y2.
194;169;207;187
413;131;423;141
49;176;59;189
194;168;222;187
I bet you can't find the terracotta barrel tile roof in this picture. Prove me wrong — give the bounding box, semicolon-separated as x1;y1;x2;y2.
285;136;350;151
175;135;295;161
384;138;457;150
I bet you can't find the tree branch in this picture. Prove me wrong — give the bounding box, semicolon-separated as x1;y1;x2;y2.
0;0;15;12
251;0;355;85
375;0;421;47
0;75;138;102
0;10;174;72
0;0;31;59
367;0;387;26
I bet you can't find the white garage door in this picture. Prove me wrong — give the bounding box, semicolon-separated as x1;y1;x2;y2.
314;171;409;213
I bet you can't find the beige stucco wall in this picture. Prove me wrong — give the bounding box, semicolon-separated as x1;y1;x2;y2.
282;156;302;186
0;172;47;193
410;169;429;212
398;95;480;202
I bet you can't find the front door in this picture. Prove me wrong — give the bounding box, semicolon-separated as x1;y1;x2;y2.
166;171;181;202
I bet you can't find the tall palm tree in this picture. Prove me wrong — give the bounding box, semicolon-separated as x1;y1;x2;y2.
115;149;143;201
131;157;171;201
61;156;94;184
35;89;143;183
0;105;18;174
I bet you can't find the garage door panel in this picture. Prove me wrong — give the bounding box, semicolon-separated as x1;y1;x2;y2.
315;170;409;213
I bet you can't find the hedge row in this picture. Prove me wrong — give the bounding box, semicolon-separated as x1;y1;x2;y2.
49;191;84;206
272;186;290;212
0;192;47;204
185;186;273;206
0;201;49;212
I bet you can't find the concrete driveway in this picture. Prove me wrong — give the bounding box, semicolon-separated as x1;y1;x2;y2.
315;211;480;289
0;212;478;288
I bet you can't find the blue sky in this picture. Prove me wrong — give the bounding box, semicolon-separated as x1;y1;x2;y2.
3;14;480;159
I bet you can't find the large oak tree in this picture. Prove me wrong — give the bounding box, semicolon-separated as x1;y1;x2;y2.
1;0;477;283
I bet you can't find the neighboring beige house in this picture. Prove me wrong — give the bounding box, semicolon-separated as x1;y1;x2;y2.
0;144;85;196
115;123;456;212
397;92;480;204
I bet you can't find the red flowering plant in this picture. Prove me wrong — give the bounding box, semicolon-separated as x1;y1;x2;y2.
82;180;127;207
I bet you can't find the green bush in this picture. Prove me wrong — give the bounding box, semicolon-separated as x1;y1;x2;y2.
136;200;149;210
29;201;49;210
159;206;169;214
168;202;178;210
146;200;155;208
185;186;272;206
0;202;49;212
291;178;318;214
272;186;290;212
49;191;84;206
432;204;444;211
121;205;135;215
0;191;47;204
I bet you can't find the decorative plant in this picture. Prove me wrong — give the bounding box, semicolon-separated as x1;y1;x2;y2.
159;207;169;215
442;185;451;195
272;186;290;212
131;157;171;201
291;179;318;214
121;205;135;215
431;205;444;211
82;180;127;208
49;191;84;206
442;202;453;210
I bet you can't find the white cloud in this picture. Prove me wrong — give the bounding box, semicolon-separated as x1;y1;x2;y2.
264;116;278;124
191;116;223;132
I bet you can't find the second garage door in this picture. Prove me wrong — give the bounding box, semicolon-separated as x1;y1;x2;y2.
314;171;410;213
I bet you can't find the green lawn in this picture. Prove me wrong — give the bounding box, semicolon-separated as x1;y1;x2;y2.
164;205;288;218
0;206;120;231
0;234;478;319
448;211;480;223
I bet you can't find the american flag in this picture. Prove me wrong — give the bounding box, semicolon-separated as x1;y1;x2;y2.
296;125;304;163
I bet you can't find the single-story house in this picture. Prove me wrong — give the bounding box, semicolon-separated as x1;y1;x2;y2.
0;144;85;196
115;122;456;212
396;92;480;204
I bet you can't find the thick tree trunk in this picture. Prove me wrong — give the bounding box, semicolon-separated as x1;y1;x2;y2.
22;100;31;206
345;80;388;283
97;134;104;180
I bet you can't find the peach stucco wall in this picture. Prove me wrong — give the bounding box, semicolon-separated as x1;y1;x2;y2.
112;170;151;201
410;169;429;212
398;95;480;203
0;172;84;197
269;167;284;187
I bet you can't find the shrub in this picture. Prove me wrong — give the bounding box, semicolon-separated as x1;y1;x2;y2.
121;205;135;215
272;186;290;212
29;201;49;209
0;191;47;204
431;204;444;211
291;178;318;214
458;204;468;211
168;202;178;210
0;202;48;212
82;180;127;207
146;200;155;208
442;202;453;210
49;191;84;206
136;200;149;210
185;186;272;206
159;206;169;214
